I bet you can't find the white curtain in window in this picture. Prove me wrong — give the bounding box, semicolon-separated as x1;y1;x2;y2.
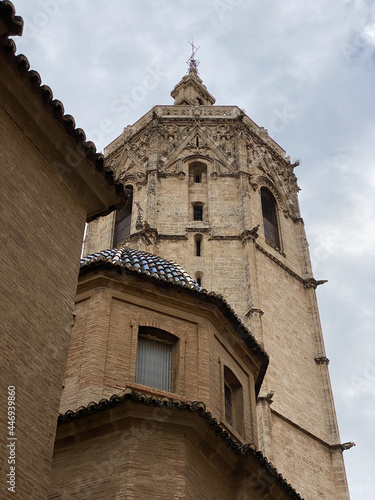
136;336;172;392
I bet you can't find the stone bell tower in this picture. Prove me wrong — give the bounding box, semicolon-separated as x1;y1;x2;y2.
83;50;350;499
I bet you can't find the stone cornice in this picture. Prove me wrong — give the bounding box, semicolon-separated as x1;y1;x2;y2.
254;242;326;290
153;230;323;291
186;227;211;233
57;388;304;499
271;408;339;450
254;241;304;283
209;235;240;240
157;234;188;241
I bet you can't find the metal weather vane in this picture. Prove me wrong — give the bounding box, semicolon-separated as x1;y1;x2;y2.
187;38;200;72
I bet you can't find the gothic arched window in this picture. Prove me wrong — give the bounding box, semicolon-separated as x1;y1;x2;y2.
261;187;280;249
113;185;133;246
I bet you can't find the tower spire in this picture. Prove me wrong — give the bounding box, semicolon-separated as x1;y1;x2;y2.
187;38;200;73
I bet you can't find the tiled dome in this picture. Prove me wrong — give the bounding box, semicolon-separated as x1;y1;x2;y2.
80;246;268;371
80;247;201;291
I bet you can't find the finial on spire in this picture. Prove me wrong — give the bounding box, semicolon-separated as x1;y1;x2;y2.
187;38;200;72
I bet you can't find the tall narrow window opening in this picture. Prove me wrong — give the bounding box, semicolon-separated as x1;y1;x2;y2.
261;187;280;249
195;271;203;287
195;235;202;256
113;185;133;246
193;204;203;221
195;174;201;183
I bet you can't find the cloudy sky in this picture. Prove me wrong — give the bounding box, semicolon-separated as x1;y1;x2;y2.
10;0;374;498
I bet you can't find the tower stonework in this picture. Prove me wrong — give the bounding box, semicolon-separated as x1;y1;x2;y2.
83;67;350;499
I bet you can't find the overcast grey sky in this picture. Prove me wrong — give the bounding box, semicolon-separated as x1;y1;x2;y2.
9;1;374;498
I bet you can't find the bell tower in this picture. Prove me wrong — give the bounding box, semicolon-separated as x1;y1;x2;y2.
83;56;350;499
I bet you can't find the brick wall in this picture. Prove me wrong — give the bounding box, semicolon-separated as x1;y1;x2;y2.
0;48;121;498
0;103;86;498
59;271;262;448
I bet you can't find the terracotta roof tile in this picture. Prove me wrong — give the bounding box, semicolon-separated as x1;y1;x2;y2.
80;247;269;393
0;1;22;37
58;388;304;500
81;246;200;289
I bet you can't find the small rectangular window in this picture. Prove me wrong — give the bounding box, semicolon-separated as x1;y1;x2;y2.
136;336;172;392
193;205;203;221
195;174;201;183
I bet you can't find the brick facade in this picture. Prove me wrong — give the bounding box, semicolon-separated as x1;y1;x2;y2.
59;269;264;447
0;4;124;498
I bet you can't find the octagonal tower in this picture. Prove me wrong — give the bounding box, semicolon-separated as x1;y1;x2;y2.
82;65;350;499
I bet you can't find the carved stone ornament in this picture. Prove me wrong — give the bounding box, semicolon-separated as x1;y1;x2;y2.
314;356;330;365
245;307;264;318
241;225;260;242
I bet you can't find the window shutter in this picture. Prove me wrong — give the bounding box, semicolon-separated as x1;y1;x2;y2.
136;336;172;392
